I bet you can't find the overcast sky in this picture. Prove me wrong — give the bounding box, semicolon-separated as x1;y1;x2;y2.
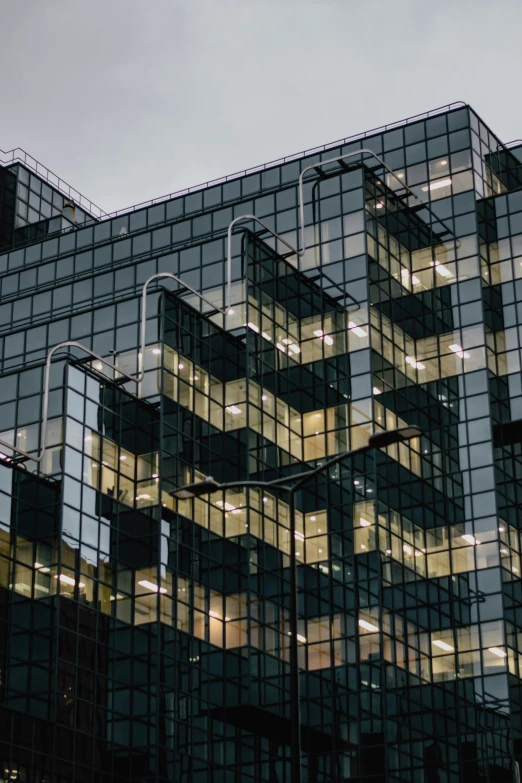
2;0;522;214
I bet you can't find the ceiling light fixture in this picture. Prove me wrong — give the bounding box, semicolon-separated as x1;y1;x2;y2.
400;268;420;285
209;609;228;620
406;356;426;370
432;639;454;652
429;260;452;278
55;574;85;588
138;579;167;594
422;178;452;192
348;321;367;337
314;328;334;345
287;632;307;643
449;344;470;359
216;500;240;513
359;618;379;632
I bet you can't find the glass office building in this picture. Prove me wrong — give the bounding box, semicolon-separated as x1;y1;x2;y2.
1;102;522;782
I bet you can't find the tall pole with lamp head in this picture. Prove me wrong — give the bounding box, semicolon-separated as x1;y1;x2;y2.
172;427;421;783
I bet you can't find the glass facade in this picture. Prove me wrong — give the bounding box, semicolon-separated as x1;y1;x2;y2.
1;103;522;781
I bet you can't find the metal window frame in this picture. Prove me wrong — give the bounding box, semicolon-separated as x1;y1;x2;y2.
0;152;433;463
0;341;138;463
297;147;418;256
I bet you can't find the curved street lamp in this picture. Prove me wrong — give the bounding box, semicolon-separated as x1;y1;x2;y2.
172;426;422;783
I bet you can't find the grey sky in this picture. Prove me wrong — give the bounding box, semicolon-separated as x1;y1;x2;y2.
2;0;522;214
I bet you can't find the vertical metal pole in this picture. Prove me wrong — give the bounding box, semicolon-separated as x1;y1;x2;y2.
288;488;302;783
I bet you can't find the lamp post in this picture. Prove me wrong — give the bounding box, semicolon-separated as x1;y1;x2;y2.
171;426;421;783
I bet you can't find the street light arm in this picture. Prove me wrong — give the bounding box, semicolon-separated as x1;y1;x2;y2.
171;428;421;499
290;444;370;492
169;425;420;783
171;460;365;501
290;426;421;491
204;479;295;494
170;476;295;499
191;450;369;496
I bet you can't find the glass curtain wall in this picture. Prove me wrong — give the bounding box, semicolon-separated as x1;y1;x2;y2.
1;104;522;782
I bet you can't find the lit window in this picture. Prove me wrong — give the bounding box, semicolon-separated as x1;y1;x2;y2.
422;178;452;192
348;321;367;338
448;344;470;359
432;638;454;652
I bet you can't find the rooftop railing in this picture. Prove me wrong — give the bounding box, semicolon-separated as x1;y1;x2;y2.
2;101;468;225
0;147;107;219
105;101;469;219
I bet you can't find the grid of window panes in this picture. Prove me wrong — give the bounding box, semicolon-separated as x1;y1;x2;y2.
12;164;92;231
1;103;522;782
0;165;17;251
